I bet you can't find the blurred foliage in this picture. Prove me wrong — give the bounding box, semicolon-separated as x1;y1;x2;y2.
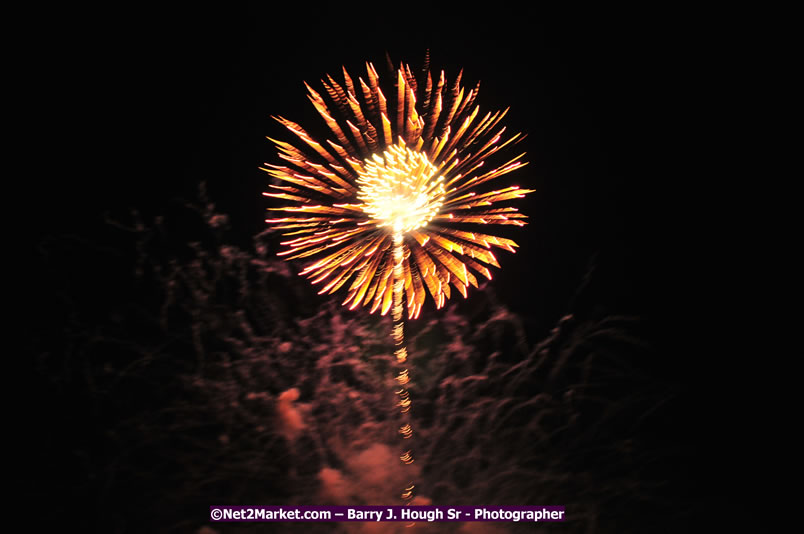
29;185;691;533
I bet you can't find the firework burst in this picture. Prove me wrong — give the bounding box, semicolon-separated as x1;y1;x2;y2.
263;54;533;319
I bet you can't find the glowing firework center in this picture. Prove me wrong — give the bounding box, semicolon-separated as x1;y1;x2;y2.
357;145;446;234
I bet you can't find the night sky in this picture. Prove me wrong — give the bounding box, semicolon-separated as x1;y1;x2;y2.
22;5;710;533
34;6;687;327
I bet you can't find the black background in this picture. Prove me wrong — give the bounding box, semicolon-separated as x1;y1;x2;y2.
21;4;717;532
31;4;693;318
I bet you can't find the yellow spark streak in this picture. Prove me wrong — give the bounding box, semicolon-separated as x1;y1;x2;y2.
395;369;410;384
399;423;413;439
